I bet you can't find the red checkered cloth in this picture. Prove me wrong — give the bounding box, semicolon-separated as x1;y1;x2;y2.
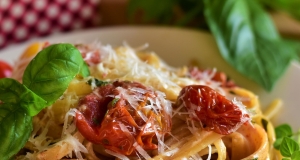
0;0;101;49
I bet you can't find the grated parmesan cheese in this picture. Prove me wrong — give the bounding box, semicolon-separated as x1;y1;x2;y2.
18;42;256;159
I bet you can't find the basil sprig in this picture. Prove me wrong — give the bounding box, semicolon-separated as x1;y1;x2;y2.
0;43;89;159
274;124;300;159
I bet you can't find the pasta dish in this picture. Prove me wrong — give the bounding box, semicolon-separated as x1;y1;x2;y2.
6;42;282;159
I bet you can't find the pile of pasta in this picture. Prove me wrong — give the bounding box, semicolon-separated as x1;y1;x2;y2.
14;42;282;160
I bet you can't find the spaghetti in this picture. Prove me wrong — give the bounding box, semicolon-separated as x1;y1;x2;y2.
14;42;281;160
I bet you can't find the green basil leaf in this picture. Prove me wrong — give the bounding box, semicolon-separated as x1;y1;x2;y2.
297;129;300;145
127;0;175;23
275;124;293;139
0;104;32;160
22;43;89;105
0;78;47;116
280;137;300;157
87;78;109;87
292;150;300;160
175;2;204;26
79;62;90;77
204;0;297;91
282;38;300;61
259;0;300;21
274;137;283;150
178;0;203;12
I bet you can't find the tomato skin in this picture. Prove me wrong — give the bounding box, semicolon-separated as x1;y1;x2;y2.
176;85;250;135
75;111;103;142
0;60;13;78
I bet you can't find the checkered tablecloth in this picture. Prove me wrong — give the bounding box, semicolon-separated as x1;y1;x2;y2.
0;0;101;49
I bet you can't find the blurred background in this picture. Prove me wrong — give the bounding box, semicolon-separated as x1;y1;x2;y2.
1;0;300;49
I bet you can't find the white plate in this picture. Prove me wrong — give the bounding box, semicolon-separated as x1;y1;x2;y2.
0;26;299;130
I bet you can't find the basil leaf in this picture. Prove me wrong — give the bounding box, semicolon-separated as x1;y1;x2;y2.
0;78;47;116
175;2;204;26
204;0;297;91
259;0;300;21
79;62;90;77
22;43;89;105
0;104;32;160
127;0;174;23
283;39;300;61
87;78;109;87
274;137;283;150
280;137;300;157
275;124;293;139
292;150;300;160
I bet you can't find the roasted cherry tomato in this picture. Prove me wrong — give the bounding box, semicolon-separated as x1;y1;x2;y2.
176;85;250;135
0;60;13;78
75;80;172;155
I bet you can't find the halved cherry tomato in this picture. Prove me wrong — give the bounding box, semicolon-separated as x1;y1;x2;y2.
176;85;250;135
0;60;13;78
